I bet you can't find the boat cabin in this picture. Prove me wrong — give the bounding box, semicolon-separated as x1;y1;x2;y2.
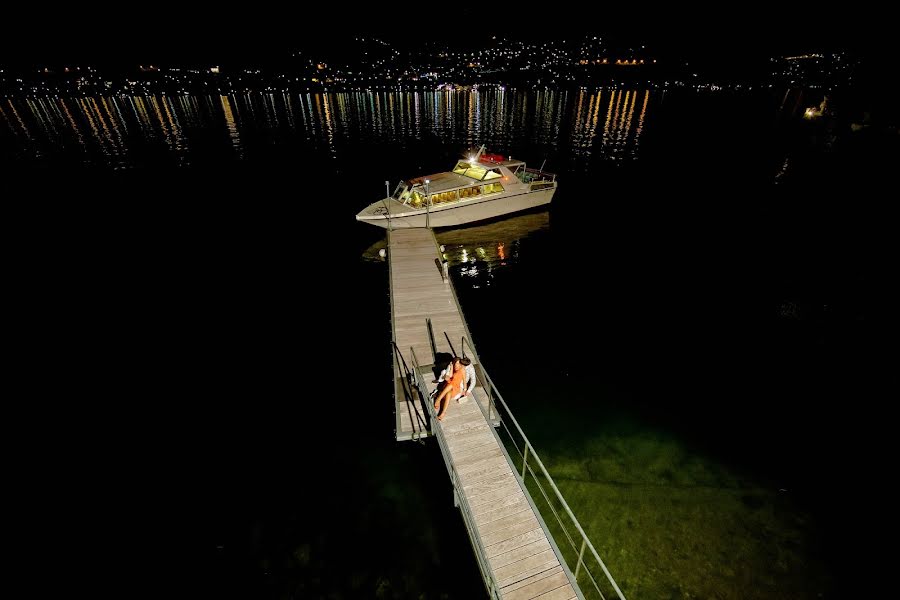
390;161;520;210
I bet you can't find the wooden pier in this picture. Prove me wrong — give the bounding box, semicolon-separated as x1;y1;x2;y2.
388;228;580;600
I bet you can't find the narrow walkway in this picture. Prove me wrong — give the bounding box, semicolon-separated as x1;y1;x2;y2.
389;228;579;599
389;228;465;440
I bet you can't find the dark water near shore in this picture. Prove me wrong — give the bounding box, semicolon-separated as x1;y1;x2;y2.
4;88;895;598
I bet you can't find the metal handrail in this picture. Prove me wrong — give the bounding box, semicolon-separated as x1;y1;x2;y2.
408;346;501;600
461;336;475;360
460;336;625;600
392;340;427;441
435;232;624;599
524;166;557;176
458;339;627;600
425;317;437;363
522;167;557;182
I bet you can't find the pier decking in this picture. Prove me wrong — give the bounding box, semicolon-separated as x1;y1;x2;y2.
388;228;579;600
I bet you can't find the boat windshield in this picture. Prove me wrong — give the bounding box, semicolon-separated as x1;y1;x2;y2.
452;161;502;181
404;187;426;208
392;182;407;200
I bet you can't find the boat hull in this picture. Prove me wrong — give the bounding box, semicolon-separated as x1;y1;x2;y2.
357;188;555;229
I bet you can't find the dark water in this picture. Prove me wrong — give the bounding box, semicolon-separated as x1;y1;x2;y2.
4;88;894;598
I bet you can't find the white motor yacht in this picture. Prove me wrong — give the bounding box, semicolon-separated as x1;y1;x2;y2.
356;146;556;229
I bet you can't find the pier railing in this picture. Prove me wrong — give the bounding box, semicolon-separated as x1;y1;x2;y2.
515;167;556;192
464;343;627;600
519;167;557;183
408;346;502;599
516;168;556;191
393;341;428;441
399;230;626;599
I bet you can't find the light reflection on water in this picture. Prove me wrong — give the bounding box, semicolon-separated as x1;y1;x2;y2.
360;209;549;272
220;95;242;156
1;89;657;169
435;210;550;289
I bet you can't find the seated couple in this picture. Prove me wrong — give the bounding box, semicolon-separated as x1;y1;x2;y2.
432;356;476;421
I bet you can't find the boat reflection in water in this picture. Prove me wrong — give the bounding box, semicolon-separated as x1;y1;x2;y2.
434;210;549;289
362;208;549;274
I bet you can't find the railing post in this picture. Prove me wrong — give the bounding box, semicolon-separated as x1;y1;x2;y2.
384;180;393;232
425;179;430;229
521;444;530;479
426;317;437;364
575;538;587;579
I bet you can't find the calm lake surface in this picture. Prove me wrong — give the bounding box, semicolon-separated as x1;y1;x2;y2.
3;88;893;598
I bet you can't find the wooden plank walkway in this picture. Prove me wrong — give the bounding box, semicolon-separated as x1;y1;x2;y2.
390;227;468;440
388;228;579;600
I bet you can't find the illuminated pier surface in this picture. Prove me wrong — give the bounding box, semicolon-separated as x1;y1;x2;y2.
387;228;580;600
390;227;468;440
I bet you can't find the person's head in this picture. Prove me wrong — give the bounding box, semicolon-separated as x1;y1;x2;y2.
451;357;462;371
460;357;472;367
